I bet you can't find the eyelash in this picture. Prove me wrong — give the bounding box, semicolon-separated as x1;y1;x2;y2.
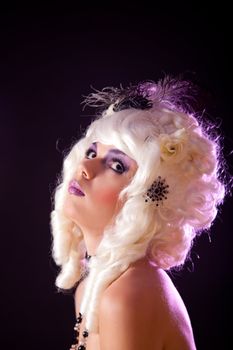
109;158;126;174
85;149;126;174
85;148;96;159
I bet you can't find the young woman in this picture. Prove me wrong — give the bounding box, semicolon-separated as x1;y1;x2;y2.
50;76;226;350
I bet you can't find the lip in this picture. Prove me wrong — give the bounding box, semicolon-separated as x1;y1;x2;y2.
68;180;85;196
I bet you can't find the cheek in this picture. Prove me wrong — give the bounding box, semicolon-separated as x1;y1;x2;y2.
93;187;121;205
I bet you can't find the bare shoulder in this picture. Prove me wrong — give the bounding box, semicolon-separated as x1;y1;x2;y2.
99;257;196;350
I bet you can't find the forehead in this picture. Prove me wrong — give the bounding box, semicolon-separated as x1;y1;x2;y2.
93;142;124;154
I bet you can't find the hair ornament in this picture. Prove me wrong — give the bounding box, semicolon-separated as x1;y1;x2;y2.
82;76;197;115
145;176;169;205
159;128;188;164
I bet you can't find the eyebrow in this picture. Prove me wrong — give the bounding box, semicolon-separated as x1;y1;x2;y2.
91;142;129;158
107;149;129;157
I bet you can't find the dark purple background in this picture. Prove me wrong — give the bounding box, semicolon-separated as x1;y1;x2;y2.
1;8;232;350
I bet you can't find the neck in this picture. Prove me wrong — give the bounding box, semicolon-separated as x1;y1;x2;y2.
81;228;103;256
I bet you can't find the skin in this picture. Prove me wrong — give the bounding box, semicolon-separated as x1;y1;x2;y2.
99;258;196;350
64;142;138;255
66;142;197;350
74;258;197;350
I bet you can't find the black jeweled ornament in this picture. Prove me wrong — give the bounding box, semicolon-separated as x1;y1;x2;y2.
145;176;169;206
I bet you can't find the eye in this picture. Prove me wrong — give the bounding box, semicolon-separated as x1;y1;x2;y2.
110;159;126;174
85;148;97;159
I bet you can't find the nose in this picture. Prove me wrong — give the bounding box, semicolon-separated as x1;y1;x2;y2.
79;159;96;180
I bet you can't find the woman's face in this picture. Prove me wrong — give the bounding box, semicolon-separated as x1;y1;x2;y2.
64;142;138;234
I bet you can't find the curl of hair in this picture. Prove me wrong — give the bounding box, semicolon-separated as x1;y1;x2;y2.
51;77;227;332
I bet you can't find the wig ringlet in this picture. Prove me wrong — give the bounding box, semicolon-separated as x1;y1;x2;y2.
51;78;226;332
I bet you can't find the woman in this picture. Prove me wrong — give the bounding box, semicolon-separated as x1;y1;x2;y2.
50;76;226;349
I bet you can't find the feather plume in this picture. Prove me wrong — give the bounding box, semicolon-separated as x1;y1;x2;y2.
82;75;198;114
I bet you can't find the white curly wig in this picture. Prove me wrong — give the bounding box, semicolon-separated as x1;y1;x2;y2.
50;76;226;332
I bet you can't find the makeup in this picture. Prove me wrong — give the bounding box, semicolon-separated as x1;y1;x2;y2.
85;143;131;175
68;180;85;196
105;151;130;174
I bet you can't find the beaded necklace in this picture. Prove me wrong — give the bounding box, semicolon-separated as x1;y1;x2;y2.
70;312;89;350
70;252;91;350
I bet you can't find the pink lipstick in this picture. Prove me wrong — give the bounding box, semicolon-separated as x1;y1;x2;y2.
68;180;85;196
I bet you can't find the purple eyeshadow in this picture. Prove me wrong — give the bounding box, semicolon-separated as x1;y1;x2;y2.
105;151;130;171
86;143;132;172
